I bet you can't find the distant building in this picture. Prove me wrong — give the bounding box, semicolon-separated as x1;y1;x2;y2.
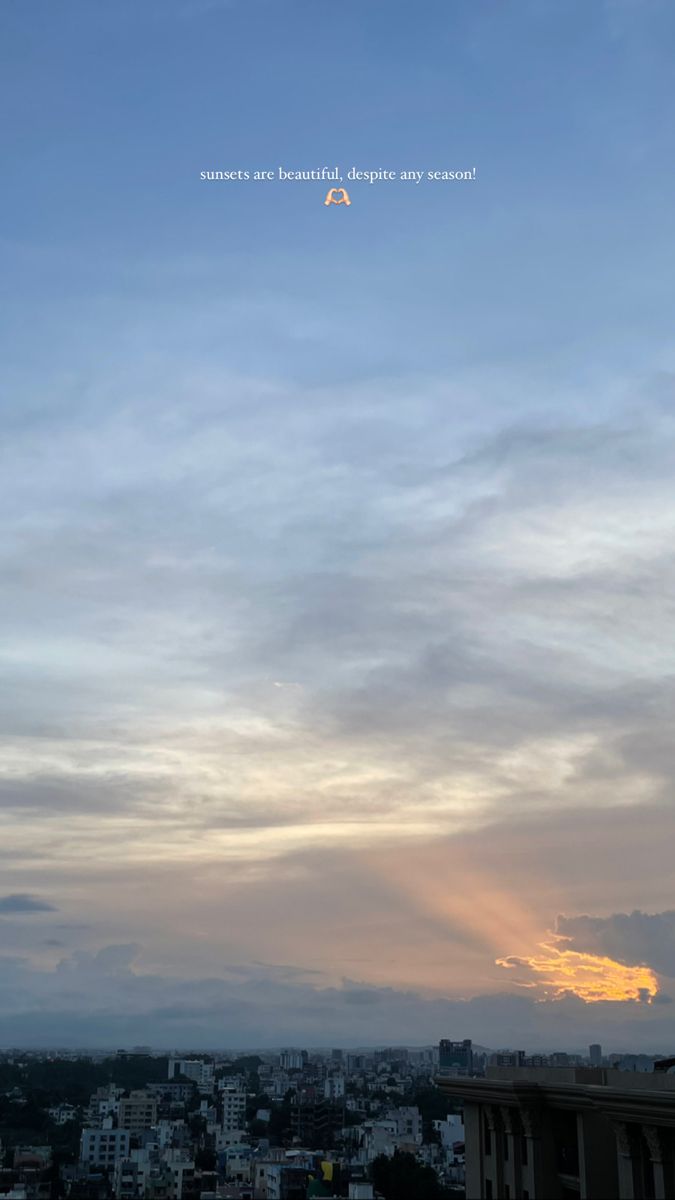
439;1039;473;1077
590;1043;603;1066
437;1063;675;1199
47;1102;78;1125
168;1057;214;1091
490;1052;525;1069
279;1050;305;1071
324;1074;345;1100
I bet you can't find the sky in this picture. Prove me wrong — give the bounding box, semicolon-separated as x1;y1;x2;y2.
2;0;675;1051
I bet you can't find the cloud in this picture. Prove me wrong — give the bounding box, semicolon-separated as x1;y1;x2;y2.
0;894;57;914
3;384;673;863
0;946;672;1053
495;907;675;1006
496;940;659;1004
2;336;675;1038
556;910;675;979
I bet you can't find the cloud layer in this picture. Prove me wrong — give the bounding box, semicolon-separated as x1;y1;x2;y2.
4;0;675;1049
0;894;57;914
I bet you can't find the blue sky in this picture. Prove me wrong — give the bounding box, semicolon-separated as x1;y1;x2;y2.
2;0;675;1048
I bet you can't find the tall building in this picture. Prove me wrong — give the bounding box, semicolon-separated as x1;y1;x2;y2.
439;1039;473;1077
291;1091;334;1149
220;1086;247;1133
437;1063;675;1199
590;1043;603;1066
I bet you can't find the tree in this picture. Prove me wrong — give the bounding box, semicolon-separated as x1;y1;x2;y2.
195;1146;216;1171
411;1085;462;1143
371;1151;451;1200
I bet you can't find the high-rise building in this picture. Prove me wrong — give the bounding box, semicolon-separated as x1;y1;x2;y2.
291;1090;335;1148
220;1086;246;1133
439;1039;473;1077
590;1043;603;1066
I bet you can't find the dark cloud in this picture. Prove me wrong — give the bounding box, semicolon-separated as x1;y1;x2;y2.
0;948;672;1053
0;894;56;914
557;910;675;979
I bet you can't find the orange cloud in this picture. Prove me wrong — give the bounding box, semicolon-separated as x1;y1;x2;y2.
497;938;659;1003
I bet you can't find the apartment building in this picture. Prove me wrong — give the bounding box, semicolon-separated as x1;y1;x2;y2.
438;1065;675;1200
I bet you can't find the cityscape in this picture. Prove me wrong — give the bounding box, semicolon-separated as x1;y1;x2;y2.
4;1;675;1199
0;1039;674;1198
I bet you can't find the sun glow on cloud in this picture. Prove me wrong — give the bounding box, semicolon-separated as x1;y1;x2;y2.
497;938;659;1003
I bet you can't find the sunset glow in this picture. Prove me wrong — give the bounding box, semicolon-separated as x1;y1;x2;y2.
497;941;659;1003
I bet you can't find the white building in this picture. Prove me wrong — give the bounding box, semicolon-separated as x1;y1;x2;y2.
48;1103;78;1126
390;1105;423;1144
279;1050;304;1071
168;1058;214;1092
80;1125;130;1169
85;1085;122;1126
358;1118;399;1163
324;1074;345;1100
221;1086;247;1133
434;1112;465;1152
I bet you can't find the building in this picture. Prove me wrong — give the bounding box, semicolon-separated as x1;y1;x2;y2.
85;1084;122;1126
491;1053;526;1069
80;1126;130;1170
279;1050;306;1071
47;1102;78;1125
439;1039;474;1077
324;1074;345;1101
589;1044;603;1067
118;1090;158;1132
221;1087;247;1134
438;1063;675;1199
168;1058;214;1092
290;1093;333;1149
